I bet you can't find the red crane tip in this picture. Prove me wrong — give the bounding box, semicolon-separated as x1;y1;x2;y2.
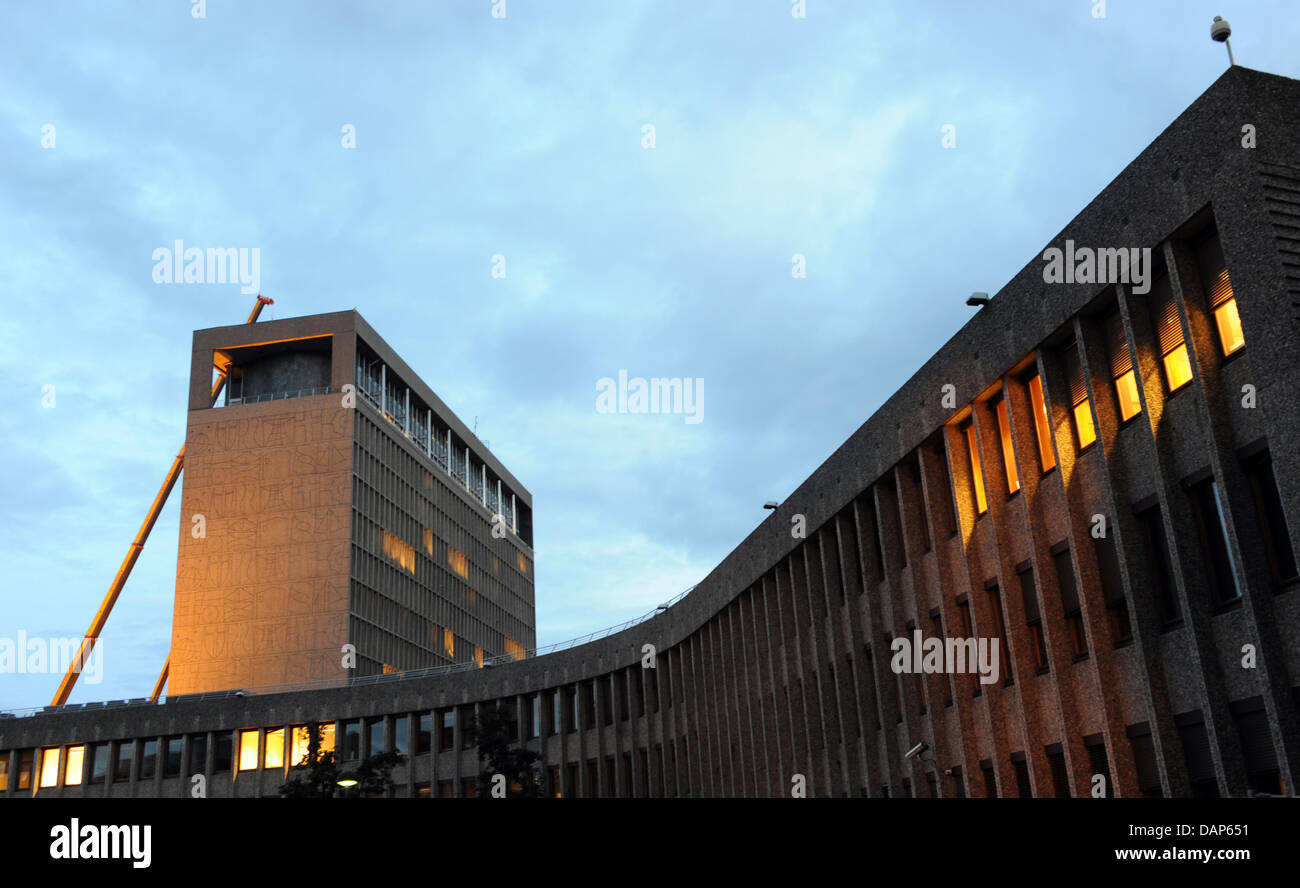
258;295;274;305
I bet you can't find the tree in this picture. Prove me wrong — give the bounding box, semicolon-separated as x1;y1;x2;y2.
472;704;542;797
279;722;407;798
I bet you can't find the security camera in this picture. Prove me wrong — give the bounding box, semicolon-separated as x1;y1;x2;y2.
905;741;929;760
763;500;779;510
1210;16;1231;42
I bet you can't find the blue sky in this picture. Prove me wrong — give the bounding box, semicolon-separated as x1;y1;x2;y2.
1;1;1297;709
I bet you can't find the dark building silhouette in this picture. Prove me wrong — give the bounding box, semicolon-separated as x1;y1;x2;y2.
2;65;1298;798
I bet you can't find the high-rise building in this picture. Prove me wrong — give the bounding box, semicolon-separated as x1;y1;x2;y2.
168;310;535;695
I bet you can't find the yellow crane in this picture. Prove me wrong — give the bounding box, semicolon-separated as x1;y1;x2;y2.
50;295;275;706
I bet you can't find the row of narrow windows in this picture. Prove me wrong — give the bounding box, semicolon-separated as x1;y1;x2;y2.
3;688;1287;797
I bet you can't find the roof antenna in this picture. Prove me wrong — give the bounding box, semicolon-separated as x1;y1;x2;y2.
1211;16;1234;67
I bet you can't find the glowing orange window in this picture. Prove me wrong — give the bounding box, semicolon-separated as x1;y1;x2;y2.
964;422;988;515
1027;374;1055;472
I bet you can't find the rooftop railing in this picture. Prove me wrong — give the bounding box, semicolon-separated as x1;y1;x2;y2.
0;584;696;718
224;386;335;406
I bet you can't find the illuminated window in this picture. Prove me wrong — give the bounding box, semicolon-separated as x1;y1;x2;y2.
1213;297;1244;356
1105;311;1142;422
0;755;7;791
504;637;525;661
1063;344;1096;449
237;730;259;771
444;628;455;659
1027;374;1056;472
475;645;484;668
424;527;435;556
290;723;335;767
383;530;416;574
63;745;84;786
448;545;469;579
517;551;529;575
263;729;285;769
994;396;1020;494
963;421;987;515
39;748;60;789
1197;232;1245;357
1151;277;1193;392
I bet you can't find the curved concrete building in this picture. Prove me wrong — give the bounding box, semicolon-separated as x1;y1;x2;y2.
2;66;1298;799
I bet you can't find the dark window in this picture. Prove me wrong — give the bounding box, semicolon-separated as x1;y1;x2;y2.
585;761;599;799
1018;566;1049;672
1231;698;1282;796
986;585;1011;683
439;710;455;752
89;743;109;785
416;713;432;755
164;737;182;778
931;613;953;706
567;686;579;733
460;706;475;749
1051;546;1087;656
1085;735;1111;798
140;739;157;780
392;715;408;756
1176;713;1219;798
950;766;965;798
527;695;540;739
438;780;454;798
583;682;597;727
1137;505;1181;625
18;750;34;791
187;734;207;776
461;777;477;799
1188;477;1242;606
1243;450;1297;586
551;689;562;734
213;733;233;773
1012;754;1032;798
1127;723;1162;798
980;759;997;798
1047;747;1070;797
343;719;362;760
1095;534;1132;643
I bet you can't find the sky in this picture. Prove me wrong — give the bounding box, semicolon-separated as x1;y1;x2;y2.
1;1;1297;710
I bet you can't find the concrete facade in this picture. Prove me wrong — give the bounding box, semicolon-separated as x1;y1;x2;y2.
169;310;536;695
2;66;1297;798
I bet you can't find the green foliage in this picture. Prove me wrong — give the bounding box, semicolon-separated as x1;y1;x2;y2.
279;722;407;798
472;704;542;798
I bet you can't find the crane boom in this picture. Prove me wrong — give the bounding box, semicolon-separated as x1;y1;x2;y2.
51;295;274;706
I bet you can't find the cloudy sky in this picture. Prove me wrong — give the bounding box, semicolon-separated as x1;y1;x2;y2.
1;1;1296;709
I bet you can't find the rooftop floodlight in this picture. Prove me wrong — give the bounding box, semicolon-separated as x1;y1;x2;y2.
905;741;930;760
763;500;779;510
966;292;990;307
1211;16;1234;66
